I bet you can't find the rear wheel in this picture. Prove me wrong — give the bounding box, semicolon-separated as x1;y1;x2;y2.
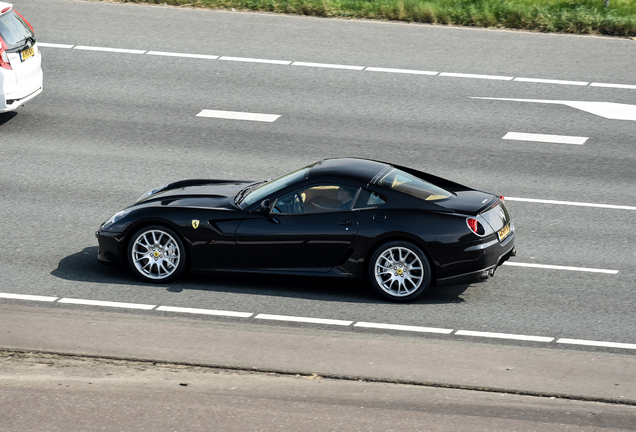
127;225;186;283
368;241;432;302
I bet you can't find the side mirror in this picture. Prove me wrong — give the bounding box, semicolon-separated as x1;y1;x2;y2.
260;199;272;213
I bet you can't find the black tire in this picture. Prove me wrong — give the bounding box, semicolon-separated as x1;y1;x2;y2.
127;225;186;283
368;241;432;302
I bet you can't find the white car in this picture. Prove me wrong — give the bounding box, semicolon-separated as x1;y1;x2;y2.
0;2;42;113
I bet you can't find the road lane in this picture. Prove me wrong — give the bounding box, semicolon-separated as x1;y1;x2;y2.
1;0;635;352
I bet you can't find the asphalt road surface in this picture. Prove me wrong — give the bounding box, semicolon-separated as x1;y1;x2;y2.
1;1;636;427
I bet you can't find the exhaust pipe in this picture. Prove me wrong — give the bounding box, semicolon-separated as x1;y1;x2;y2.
481;267;497;279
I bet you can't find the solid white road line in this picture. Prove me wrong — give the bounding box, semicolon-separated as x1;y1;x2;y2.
156;306;253;318
0;293;58;302
505;197;636;211
292;61;365;70
196;109;280;122
557;338;636;350
220;56;291;65
74;46;146;54
590;82;636;90
57;298;156;310
514;77;588;86
503;262;619;274
355;322;453;334
503;132;588;145
440;72;513;81
146;51;219;60
455;330;554;343
255;314;353;326
37;42;73;49
365;67;438;76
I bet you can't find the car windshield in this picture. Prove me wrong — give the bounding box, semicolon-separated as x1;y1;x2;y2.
373;168;452;201
0;10;34;51
238;166;311;207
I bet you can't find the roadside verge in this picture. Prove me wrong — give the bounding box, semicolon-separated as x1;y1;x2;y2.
1;304;634;404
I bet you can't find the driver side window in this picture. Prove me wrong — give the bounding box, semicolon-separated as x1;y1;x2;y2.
274;184;358;215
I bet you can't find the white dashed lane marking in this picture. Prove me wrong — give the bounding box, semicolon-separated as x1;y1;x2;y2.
255;314;353;326
73;45;146;54
292;61;365;70
355;322;453;334
513;77;588;86
196;109;280;122
37;43;636;90
57;298;156;310
157;306;253;318
147;51;219;60
557;339;636;350
220;56;291;65
440;72;513;81
0;293;58;302
503;262;618;274
365;67;438;76
503;132;588;145
505;197;636;211
454;330;555;343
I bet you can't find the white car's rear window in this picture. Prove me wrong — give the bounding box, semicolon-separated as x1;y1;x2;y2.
0;10;34;51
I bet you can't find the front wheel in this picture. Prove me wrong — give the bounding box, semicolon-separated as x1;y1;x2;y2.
368;241;432;302
127;225;186;283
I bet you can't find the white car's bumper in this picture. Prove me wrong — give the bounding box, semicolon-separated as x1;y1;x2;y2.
0;43;43;113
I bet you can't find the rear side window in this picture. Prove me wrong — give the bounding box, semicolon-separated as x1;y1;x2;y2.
373;168;452;201
354;189;387;209
0;10;34;51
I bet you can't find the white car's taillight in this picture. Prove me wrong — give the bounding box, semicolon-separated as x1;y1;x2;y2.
0;45;10;70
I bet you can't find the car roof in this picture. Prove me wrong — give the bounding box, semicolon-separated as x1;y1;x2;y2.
306;158;390;184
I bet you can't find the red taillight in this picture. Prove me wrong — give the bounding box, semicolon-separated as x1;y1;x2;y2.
499;195;505;202
0;38;11;70
467;218;486;235
1;6;11;14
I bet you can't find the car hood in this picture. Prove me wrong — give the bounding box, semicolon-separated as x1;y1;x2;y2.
138;180;252;210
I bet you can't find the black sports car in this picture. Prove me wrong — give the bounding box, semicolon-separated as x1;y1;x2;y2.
96;158;515;302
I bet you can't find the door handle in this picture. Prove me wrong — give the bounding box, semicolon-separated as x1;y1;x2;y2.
340;219;352;226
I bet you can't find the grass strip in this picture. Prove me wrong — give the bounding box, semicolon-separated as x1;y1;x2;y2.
114;0;636;36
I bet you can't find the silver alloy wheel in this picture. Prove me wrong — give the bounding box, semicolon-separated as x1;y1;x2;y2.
373;246;424;297
131;229;181;280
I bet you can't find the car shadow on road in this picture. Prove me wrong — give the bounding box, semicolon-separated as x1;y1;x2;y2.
52;247;469;305
0;112;18;126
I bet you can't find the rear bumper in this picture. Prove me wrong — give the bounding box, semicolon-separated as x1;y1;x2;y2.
436;230;516;287
0;85;42;112
1;51;44;112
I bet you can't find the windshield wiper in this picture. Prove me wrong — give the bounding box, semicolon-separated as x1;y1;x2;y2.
8;36;35;52
234;180;269;206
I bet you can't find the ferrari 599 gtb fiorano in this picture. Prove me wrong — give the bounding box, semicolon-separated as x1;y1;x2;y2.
96;158;516;302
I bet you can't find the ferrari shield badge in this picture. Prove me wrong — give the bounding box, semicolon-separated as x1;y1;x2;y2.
192;219;200;229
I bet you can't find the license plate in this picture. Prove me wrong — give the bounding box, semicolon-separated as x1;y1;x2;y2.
20;46;35;62
498;224;511;242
